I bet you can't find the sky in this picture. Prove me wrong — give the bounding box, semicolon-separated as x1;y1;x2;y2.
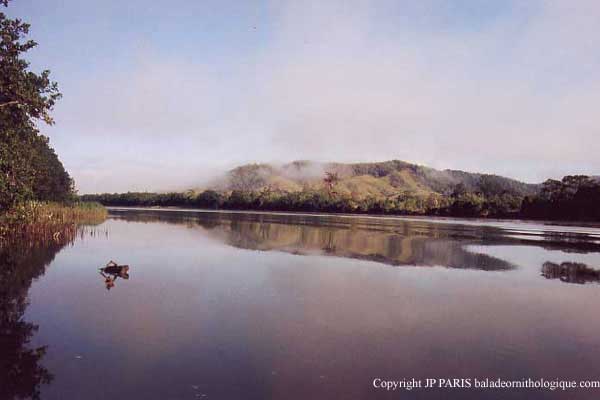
6;0;600;193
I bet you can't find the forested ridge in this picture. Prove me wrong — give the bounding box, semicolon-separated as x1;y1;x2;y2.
82;161;600;222
218;160;538;197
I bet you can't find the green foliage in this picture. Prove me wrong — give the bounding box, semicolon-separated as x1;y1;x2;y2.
0;2;61;126
30;135;73;201
521;175;600;221
81;185;526;219
350;160;414;177
0;1;72;213
195;190;223;209
0;125;34;208
87;168;600;222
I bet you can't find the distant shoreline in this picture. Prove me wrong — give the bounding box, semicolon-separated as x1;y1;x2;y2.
81;173;600;223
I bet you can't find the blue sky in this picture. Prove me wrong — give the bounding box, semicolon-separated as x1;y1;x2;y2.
7;0;600;193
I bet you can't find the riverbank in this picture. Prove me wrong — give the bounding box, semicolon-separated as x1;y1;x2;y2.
0;201;107;243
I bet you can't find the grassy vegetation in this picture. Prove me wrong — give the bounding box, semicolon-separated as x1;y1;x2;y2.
0;201;107;242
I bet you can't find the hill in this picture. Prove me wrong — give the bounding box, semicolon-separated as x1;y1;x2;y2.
83;163;600;221
213;160;539;199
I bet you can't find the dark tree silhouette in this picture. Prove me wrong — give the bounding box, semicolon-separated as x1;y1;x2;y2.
0;233;74;399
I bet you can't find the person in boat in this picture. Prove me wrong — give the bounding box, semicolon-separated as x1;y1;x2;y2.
103;265;130;278
99;261;130;289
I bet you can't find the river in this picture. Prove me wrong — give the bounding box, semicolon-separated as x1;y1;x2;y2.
2;208;600;399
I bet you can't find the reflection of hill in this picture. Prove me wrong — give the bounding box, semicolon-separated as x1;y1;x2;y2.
0;233;75;399
208;219;514;270
111;210;517;271
541;262;600;285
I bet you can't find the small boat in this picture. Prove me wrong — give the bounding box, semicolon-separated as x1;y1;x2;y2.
100;260;130;278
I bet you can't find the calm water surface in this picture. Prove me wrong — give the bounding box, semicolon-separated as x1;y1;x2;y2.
2;209;600;399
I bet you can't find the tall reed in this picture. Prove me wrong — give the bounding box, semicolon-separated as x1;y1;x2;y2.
0;201;107;243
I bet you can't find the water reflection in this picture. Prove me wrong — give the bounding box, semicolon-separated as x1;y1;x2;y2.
108;210;600;274
541;262;600;284
218;220;519;271
110;208;600;252
0;237;72;399
9;210;600;399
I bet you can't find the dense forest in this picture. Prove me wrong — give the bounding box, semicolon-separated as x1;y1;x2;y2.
81;168;600;222
0;1;106;243
0;0;85;229
521;175;600;221
0;0;73;208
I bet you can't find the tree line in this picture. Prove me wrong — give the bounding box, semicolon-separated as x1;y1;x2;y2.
81;174;600;222
77;187;521;219
1;0;74;215
520;175;600;221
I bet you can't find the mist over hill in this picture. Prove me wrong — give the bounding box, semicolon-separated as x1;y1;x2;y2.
83;160;600;221
210;160;539;199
